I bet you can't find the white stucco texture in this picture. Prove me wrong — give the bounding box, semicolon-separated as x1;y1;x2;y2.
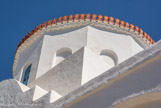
81;47;111;85
14;26;144;86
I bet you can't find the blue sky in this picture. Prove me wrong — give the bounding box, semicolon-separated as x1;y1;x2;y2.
0;0;160;81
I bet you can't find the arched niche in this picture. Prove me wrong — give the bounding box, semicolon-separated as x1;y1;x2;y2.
100;49;118;67
21;63;32;85
54;47;72;66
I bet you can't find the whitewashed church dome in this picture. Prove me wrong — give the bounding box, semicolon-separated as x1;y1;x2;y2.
0;13;160;108
12;14;155;97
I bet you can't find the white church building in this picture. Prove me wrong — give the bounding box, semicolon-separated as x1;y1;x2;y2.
0;14;161;108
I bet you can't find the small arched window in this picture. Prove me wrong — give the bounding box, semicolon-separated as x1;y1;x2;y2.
100;49;118;67
22;64;32;85
53;48;72;66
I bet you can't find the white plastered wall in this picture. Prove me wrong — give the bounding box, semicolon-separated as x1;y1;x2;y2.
14;36;44;84
13;26;144;85
81;47;112;85
36;27;88;78
86;26;143;63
